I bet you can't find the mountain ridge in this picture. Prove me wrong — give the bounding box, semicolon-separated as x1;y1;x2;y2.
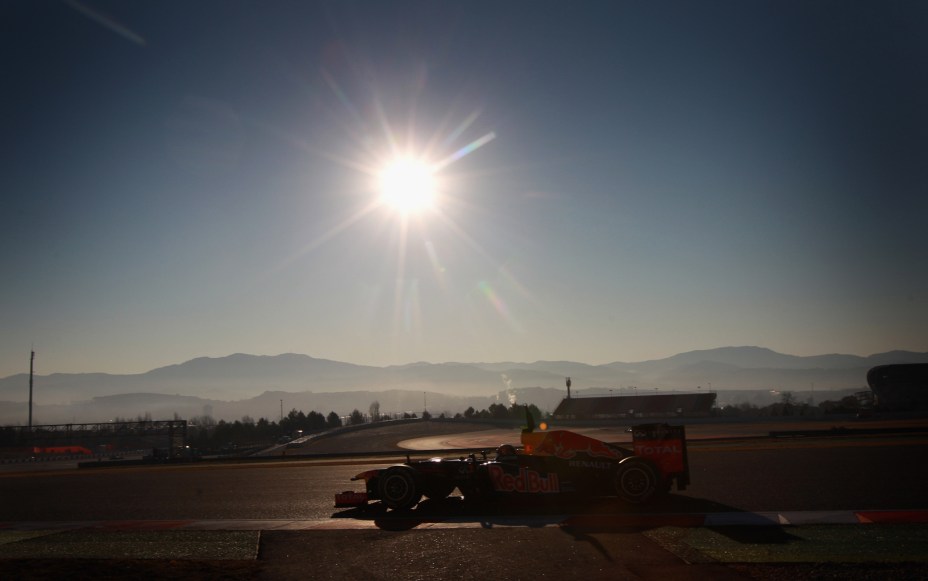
2;347;926;412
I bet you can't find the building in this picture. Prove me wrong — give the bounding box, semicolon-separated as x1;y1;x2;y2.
552;392;717;420
867;363;928;411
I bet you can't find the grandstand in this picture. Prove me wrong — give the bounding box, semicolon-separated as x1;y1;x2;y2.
552;392;717;420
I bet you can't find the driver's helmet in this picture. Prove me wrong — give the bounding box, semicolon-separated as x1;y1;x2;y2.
496;444;517;458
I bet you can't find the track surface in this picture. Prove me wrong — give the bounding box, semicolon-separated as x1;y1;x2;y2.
1;436;926;520
2;421;928;579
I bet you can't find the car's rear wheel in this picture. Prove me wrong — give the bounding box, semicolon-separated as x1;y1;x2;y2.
378;467;422;509
614;457;660;504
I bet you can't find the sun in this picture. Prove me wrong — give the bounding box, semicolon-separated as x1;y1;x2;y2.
377;158;437;215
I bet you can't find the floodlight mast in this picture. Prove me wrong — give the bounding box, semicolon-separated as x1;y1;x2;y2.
28;350;35;430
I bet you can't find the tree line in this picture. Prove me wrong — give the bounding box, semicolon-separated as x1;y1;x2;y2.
190;393;870;451
715;391;870;417
184;401;545;452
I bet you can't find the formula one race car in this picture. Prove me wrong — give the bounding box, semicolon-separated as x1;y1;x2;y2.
335;410;689;510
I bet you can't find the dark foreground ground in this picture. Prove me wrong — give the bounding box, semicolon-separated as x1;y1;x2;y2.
2;528;927;581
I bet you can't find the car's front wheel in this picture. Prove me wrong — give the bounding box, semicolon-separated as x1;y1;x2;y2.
378;467;422;509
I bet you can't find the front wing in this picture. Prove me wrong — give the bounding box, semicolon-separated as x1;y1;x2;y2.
334;490;369;508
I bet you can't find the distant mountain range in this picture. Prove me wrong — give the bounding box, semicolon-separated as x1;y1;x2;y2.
1;347;925;425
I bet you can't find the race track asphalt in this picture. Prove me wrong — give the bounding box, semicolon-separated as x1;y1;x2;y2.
2;417;928;579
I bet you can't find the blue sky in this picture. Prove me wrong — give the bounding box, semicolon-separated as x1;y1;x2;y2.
1;0;926;377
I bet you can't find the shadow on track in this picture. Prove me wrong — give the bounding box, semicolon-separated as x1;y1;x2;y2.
330;492;797;541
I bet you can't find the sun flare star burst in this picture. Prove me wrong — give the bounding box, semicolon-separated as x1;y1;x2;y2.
378;158;437;215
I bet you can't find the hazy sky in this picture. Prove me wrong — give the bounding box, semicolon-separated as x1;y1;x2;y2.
2;0;926;378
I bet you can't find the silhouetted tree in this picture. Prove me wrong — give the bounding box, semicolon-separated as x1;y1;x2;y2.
524;404;543;424
818;395;861;414
306;410;326;431
348;409;365;425
190;414;216;427
489;403;509;419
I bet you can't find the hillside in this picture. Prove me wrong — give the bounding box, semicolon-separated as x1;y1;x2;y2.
1;347;925;425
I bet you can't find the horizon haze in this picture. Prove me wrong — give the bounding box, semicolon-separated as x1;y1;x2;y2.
3;345;926;425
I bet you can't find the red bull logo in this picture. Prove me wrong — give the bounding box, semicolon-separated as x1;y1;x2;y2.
488;465;560;493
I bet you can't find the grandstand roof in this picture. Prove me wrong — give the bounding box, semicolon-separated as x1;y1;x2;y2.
552;392;716;419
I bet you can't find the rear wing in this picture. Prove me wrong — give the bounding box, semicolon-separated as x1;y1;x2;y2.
631;423;689;490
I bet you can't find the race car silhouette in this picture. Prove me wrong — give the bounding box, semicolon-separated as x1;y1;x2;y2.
335;410;689;510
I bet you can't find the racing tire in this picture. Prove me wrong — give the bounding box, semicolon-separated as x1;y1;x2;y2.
378;466;422;510
614;457;660;505
422;477;456;500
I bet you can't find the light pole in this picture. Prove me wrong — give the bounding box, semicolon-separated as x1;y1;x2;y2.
28;350;35;430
